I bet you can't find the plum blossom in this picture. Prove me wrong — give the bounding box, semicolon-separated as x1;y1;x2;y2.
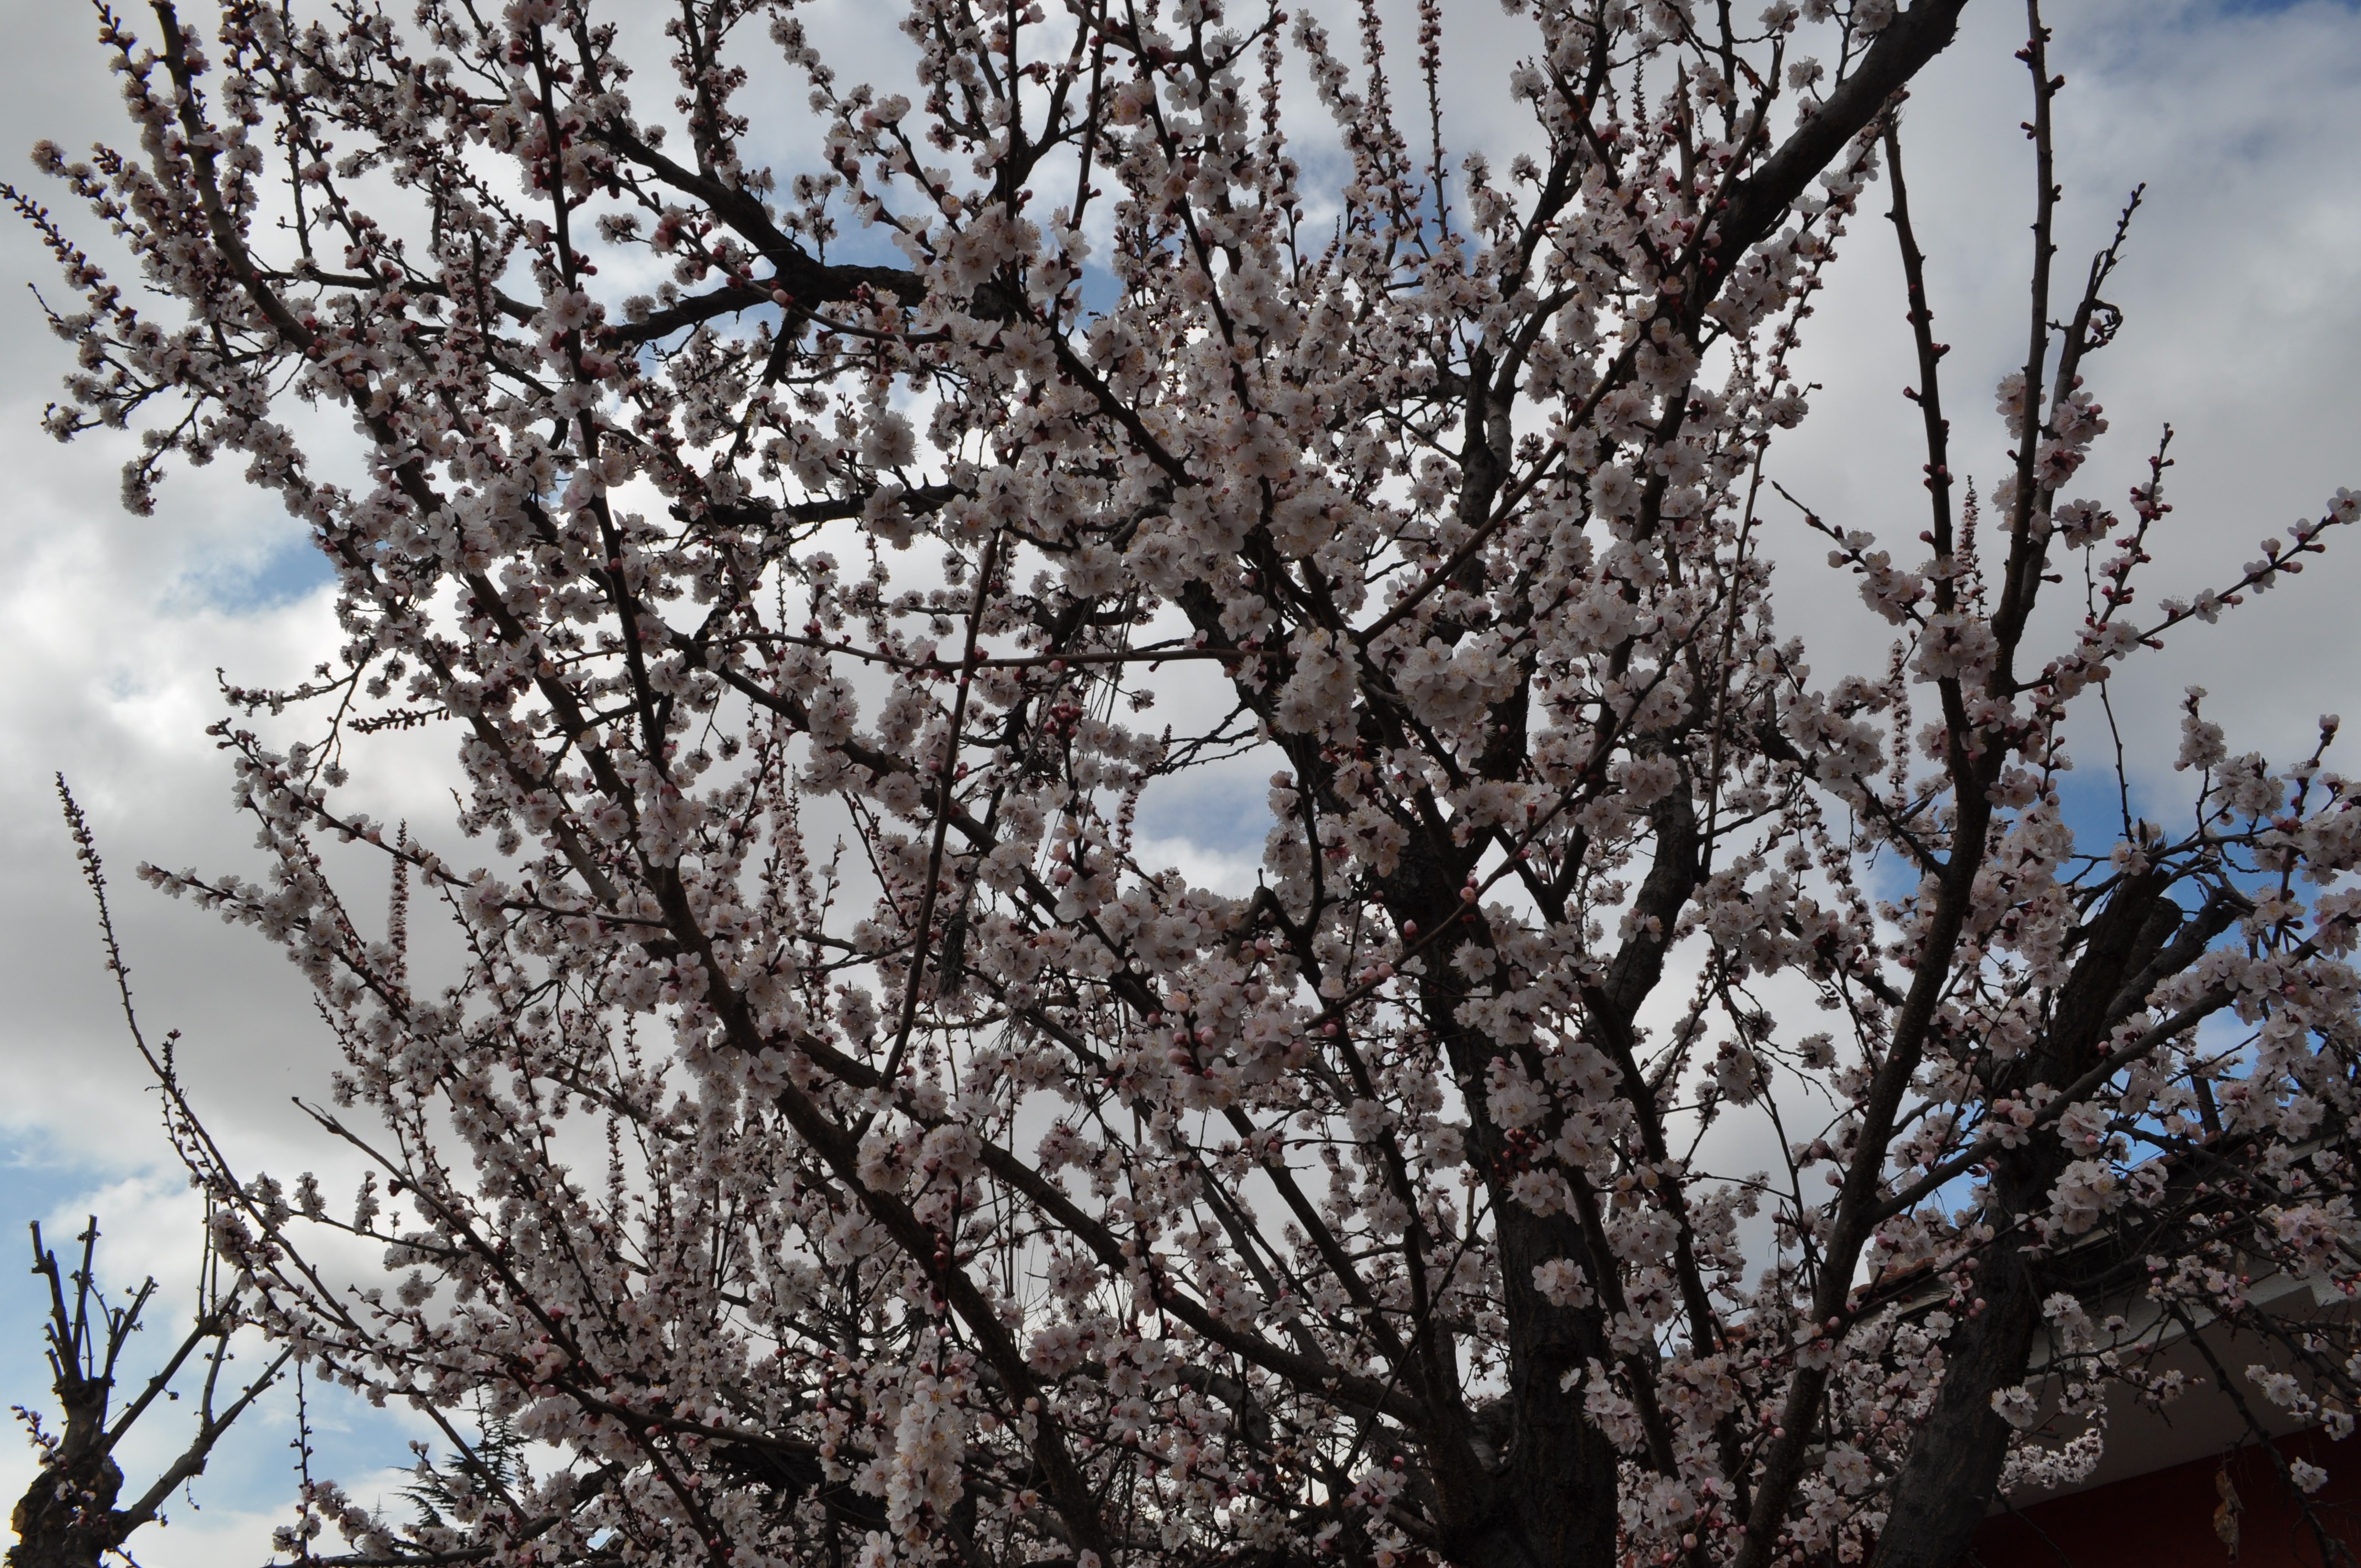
18;6;2361;1568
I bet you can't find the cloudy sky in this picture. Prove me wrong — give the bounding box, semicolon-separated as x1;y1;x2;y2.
2;1;2359;1562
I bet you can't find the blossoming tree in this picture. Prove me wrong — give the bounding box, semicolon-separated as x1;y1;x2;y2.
16;0;2361;1565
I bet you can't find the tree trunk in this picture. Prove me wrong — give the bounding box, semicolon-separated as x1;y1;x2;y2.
1868;1199;2046;1568
8;1444;123;1568
1455;1208;1625;1568
1872;875;2190;1568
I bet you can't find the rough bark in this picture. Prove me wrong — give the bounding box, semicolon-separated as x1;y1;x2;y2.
1872;878;2217;1568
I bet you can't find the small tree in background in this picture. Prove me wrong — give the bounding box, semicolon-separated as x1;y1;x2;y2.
14;2;2361;1566
8;1216;287;1568
8;789;293;1568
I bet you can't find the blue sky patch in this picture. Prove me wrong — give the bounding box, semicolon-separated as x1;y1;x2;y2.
184;531;333;614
